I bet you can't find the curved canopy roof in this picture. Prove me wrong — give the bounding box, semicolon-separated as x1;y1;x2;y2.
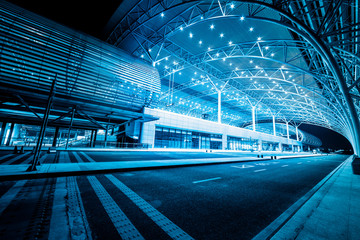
106;0;360;152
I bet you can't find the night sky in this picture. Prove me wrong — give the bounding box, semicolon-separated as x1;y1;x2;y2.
4;0;354;152
6;0;122;40
299;124;352;151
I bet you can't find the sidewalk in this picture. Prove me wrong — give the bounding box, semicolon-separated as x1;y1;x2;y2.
255;155;360;240
0;153;316;181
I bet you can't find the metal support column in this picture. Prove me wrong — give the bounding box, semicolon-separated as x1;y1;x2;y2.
0;122;7;146
272;115;276;136
89;130;94;147
65;108;75;149
286;122;289;139
5;123;15;146
218;91;221;124
93;130;97;148
104;125;109;148
296;126;299;141
252;106;256;131
52;126;59;147
29;78;56;171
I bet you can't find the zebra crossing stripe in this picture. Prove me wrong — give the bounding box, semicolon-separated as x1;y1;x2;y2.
0;180;27;215
72;152;84;163
2;152;31;164
87;176;144;240
106;174;194;240
80;152;95;162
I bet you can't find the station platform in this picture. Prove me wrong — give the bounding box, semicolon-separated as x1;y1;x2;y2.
0;150;358;239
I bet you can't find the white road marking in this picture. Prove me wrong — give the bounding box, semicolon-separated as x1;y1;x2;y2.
106;175;194;240
254;169;266;172
87;176;144;240
297;162;302;164
307;161;311;163
231;165;254;169
80;152;95;162
281;165;288;167
0;180;27;215
193;177;222;184
72;152;84;163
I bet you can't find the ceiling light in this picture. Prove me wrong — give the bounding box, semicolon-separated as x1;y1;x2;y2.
249;27;254;32
265;46;269;50
271;53;275;57
230;4;235;9
220;33;224;38
240;16;245;21
189;32;193;38
210;24;215;30
229;41;233;45
160;12;164;17
199;40;203;45
257;37;262;41
180;26;184;31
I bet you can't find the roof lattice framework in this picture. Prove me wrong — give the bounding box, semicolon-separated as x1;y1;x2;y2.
106;0;360;153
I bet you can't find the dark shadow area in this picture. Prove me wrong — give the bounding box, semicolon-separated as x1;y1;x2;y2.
351;157;360;175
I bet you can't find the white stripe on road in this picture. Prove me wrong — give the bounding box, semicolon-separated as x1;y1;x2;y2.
231;165;254;169
254;169;266;172
87;176;144;240
80;152;95;162
72;152;84;163
297;162;302;164
106;174;194;240
0;154;13;161
193;177;222;184
0;180;27;215
2;152;31;164
281;165;289;167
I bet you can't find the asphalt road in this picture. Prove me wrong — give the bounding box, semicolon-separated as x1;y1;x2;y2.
76;154;347;239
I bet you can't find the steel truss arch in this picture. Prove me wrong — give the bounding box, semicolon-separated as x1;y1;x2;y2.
107;0;360;152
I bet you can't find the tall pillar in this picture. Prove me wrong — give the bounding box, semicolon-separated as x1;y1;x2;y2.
258;139;262;152
218;91;221;124
104;126;109;148
0;122;7;146
286;122;289;139
89;130;94;147
52;126;59;147
93;130;97;148
65;108;75;149
272;115;276;136
252;106;256;131
295;126;299;141
5;123;15;146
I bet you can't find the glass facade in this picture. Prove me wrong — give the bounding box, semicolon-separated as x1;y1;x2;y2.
227;136;258;151
154;126;222;149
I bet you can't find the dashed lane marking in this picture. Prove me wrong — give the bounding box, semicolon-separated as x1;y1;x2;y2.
281;165;289;167
254;169;267;173
106;174;194;240
193;177;222;184
297;162;302;164
80;152;96;162
87;176;144;240
231;165;255;169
